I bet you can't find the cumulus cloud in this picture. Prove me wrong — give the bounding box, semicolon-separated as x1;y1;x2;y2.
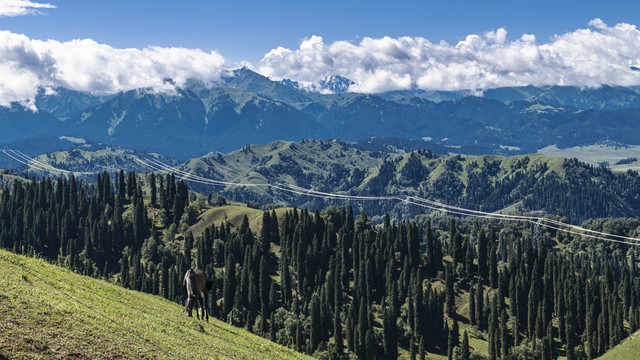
257;19;640;93
0;0;55;17
5;18;640;108
0;31;227;109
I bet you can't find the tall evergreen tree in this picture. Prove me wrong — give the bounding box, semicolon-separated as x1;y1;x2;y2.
478;229;488;282
149;173;157;206
461;330;470;360
383;307;397;359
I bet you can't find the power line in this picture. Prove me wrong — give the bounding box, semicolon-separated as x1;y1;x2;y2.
139;157;640;247
1;149;92;176
4;148;639;247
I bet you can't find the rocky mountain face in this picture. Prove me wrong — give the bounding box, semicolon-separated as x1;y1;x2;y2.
4;68;640;160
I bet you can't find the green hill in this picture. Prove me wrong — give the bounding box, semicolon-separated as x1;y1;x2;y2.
597;330;640;360
0;249;311;360
177;139;640;223
10;137;640;224
188;204;292;238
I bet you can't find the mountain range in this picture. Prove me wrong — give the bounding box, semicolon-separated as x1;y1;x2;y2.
4;68;640;160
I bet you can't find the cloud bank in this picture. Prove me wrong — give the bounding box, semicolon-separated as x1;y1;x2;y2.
3;18;640;108
0;31;227;109
258;19;640;93
0;0;55;17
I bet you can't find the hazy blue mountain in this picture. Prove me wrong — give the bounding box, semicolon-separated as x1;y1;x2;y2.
5;69;640;160
483;85;640;109
62;85;328;159
64;88;207;158
433;96;509;124
482;85;546;103
0;105;61;144
223;67;315;107
378;89;469;102
34;87;114;119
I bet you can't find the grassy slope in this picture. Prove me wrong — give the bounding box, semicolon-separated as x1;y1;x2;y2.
539;144;640;172
189;204;292;237
598;329;640;360
0;249;311;360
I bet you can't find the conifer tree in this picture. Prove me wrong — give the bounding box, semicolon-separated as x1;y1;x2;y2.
223;253;236;317
447;323;455;360
489;235;498;289
469;286;476;326
476;280;485;330
334;302;343;354
149;173;157;206
383;307;397;359
445;263;456;316
118;170;126;201
461;330;470;360
478;229;488;281
464;237;474;280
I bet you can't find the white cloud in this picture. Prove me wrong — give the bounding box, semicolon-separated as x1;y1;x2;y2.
5;18;640;108
257;19;640;93
0;0;55;17
0;31;227;109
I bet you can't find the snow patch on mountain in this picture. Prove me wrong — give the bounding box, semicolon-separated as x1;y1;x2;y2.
280;75;354;94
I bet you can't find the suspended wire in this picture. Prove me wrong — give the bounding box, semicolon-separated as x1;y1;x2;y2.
1;149;92;176
11;149;76;174
139;157;640;246
5;149;73;174
3;148;639;246
406;195;640;243
2;149;60;174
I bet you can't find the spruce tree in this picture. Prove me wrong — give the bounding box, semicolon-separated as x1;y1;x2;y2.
223;253;236;317
478;229;488;282
445;263;456;316
118;170;126;201
464;237;474;280
149;172;157;206
461;330;470;360
489;236;498;289
476;280;485;330
383;307;397;359
469;286;476;326
447;323;455;360
310;292;322;353
410;336;417;360
334;303;343;354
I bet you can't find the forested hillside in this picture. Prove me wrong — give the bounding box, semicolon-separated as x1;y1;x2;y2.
20;139;640;224
176;140;640;224
1;173;640;359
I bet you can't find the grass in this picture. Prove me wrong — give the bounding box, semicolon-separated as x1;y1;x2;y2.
0;249;312;360
188;205;292;237
597;329;640;360
538;144;640;172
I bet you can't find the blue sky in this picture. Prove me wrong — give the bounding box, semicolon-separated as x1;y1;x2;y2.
3;0;640;106
1;0;634;62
